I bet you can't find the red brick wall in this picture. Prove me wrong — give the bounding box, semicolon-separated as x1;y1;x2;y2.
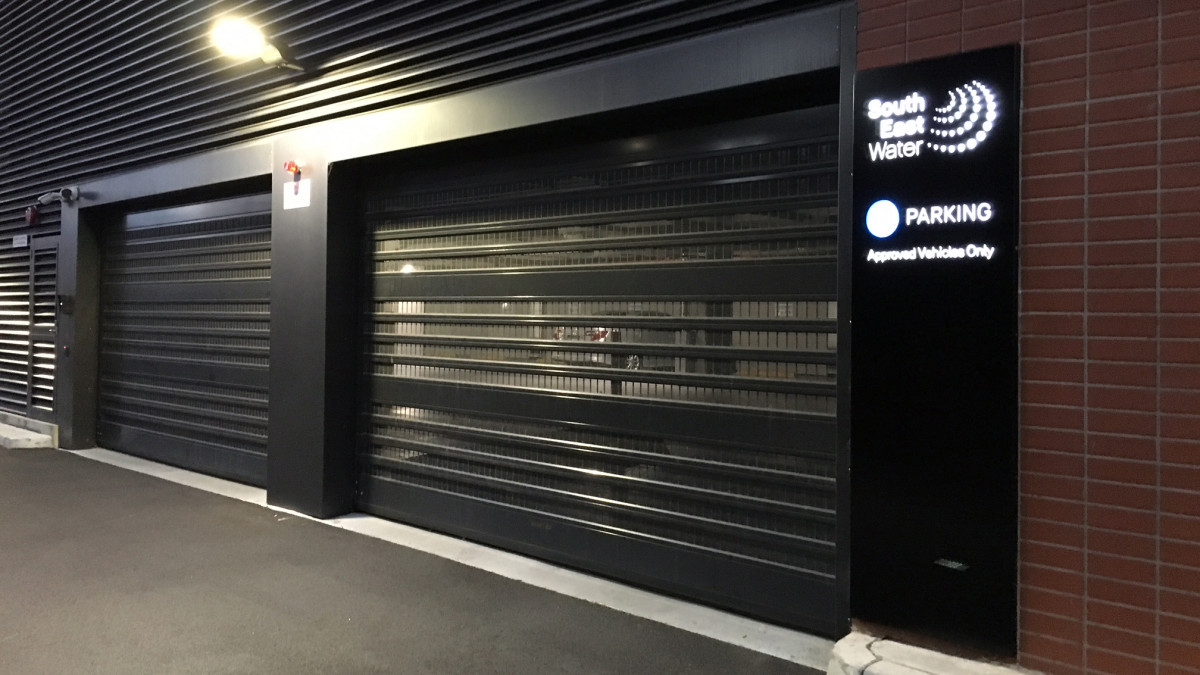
856;1;1200;674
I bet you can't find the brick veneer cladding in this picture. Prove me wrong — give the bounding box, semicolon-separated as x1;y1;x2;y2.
857;1;1200;674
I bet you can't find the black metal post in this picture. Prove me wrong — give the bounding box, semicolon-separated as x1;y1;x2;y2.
54;201;101;448
834;0;857;638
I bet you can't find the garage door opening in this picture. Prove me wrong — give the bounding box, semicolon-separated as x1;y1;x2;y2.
97;195;271;486
355;105;840;634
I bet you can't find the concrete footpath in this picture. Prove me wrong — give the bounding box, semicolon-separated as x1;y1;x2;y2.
0;447;821;674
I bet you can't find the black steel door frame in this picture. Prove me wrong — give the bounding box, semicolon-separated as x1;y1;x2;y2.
835;0;857;641
55;161;274;449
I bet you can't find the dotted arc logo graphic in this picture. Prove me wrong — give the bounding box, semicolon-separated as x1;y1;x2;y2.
927;80;998;155
866;199;900;238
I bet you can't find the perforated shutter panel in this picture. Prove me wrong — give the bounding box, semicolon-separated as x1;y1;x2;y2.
358;107;840;634
98;195;271;485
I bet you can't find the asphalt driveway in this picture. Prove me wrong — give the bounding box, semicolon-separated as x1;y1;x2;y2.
0;448;817;674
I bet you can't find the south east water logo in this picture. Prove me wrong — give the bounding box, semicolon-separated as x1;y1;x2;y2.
865;80;999;162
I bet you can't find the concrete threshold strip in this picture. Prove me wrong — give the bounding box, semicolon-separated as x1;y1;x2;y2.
70;447;834;671
829;632;1039;675
32;445;1039;675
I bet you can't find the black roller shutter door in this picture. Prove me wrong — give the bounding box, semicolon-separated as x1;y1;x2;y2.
358;107;839;634
98;195;271;485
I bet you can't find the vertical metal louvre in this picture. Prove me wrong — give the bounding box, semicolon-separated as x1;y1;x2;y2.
30;241;57;416
358;106;840;633
0;237;57;420
98;195;271;485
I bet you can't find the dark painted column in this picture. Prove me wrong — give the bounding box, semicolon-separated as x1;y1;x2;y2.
834;0;857;636
266;135;359;517
55;200;101;449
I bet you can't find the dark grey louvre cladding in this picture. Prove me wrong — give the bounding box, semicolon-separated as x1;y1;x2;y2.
0;0;826;418
358;106;839;634
0;0;821;230
97;195;270;485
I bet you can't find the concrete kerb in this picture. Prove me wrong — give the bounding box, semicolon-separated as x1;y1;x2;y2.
0;411;57;446
0;421;54;449
828;632;1041;675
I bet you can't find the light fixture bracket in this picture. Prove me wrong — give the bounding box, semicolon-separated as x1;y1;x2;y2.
262;38;305;72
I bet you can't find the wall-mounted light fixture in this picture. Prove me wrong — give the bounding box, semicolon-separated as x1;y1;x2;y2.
211;16;304;71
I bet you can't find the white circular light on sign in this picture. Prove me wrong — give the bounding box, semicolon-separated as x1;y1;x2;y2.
866;199;901;238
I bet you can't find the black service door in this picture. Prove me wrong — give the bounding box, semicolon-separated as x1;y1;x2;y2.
358;108;839;634
98;195;271;485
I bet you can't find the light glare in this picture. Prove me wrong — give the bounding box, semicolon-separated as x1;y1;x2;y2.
211;17;266;60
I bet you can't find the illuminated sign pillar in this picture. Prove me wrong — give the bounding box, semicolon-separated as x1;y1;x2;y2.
849;46;1020;654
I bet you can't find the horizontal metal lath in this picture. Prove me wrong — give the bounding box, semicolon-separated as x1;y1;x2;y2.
0;0;817;235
